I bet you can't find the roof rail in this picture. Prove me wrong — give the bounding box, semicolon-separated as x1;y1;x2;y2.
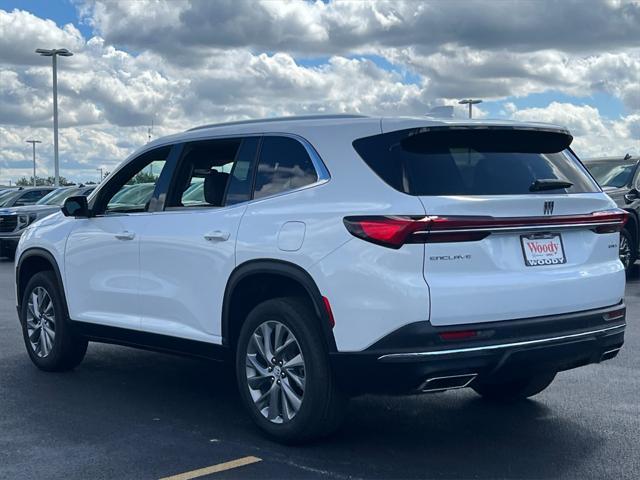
187;114;369;132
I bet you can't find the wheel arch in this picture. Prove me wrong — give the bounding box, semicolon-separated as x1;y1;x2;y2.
16;248;65;312
624;209;639;249
222;259;337;352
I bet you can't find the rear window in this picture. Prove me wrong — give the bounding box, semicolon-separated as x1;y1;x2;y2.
353;128;600;195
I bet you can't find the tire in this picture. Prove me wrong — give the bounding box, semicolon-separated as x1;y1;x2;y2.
472;372;556;402
20;271;88;372
235;297;347;443
619;228;636;273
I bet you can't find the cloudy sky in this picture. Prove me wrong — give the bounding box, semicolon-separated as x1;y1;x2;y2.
0;0;638;184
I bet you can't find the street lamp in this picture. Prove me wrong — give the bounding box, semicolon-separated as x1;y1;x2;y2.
25;140;42;186
35;48;73;187
458;98;483;119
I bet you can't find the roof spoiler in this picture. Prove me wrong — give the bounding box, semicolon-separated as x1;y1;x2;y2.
402;126;573;154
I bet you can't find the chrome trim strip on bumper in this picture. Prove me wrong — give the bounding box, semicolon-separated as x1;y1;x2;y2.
377;324;626;362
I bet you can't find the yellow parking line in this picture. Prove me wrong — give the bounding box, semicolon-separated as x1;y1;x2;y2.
159;456;262;480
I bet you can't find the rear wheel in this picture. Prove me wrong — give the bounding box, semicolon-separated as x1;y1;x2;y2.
472;372;556;402
619;228;636;272
235;297;347;443
20;271;88;371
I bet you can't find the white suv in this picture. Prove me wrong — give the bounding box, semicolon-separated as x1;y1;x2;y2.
14;115;627;442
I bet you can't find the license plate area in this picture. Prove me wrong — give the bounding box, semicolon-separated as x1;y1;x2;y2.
520;233;566;267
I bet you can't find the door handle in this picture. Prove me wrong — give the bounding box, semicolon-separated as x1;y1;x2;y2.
204;230;230;242
114;231;136;241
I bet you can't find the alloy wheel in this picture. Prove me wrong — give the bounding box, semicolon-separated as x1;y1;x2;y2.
245;320;306;424
620;233;632;269
26;286;56;358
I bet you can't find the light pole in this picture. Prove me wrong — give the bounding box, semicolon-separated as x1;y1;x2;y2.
35;48;73;187
458;98;483;119
25;140;42;186
96;167;104;183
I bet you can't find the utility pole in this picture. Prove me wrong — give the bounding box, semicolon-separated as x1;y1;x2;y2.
96;167;104;183
458;98;483;119
35;48;73;187
25;140;42;186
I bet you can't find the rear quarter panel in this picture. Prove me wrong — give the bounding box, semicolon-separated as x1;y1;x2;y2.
236;122;432;352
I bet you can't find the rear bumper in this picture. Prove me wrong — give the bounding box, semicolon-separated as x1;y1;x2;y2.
330;303;626;395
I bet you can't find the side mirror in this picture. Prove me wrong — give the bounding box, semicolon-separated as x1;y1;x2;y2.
62;196;90;218
624;189;639;204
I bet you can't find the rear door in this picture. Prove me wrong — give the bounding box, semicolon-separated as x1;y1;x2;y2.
137;136;259;342
354;123;626;326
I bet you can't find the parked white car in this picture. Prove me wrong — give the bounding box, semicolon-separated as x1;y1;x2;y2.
14;115;627;442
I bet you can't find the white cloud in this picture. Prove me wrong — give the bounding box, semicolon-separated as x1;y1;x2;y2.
510;102;639;158
82;0;640;56
0;9;84;65
1;2;639;184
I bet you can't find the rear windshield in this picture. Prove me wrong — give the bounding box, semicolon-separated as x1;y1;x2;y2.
353;128;600;195
586;161;636;188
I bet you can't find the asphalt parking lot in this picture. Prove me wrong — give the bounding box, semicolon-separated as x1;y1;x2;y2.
0;258;639;480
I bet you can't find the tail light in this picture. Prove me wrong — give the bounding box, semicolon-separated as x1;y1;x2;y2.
343;209;628;249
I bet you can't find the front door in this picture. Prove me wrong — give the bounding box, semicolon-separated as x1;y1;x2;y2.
64;146;172;329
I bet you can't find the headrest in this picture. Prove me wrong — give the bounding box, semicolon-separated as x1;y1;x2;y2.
203;171;229;206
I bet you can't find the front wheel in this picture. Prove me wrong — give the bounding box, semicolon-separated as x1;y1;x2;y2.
20;271;88;371
235;297;347;443
619;228;636;272
472;372;556;402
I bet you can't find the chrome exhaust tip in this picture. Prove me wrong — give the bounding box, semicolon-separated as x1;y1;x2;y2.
419;373;478;393
600;347;621;362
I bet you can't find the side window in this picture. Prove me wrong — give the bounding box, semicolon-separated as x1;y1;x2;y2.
253;137;318;199
95;146;170;215
166;137;258;209
15;190;48;205
226;137;259;206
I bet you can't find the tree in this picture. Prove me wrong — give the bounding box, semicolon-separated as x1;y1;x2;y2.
130;171;157;185
46;176;74;186
15;176;73;187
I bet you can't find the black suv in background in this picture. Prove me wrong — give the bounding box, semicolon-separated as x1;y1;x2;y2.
584;154;639;272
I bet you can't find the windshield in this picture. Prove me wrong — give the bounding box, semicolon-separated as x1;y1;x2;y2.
586;161;636;188
36;188;74;206
182;179;205;205
0;190;17;207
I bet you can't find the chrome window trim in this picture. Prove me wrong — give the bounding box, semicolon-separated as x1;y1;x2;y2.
377;324;626;362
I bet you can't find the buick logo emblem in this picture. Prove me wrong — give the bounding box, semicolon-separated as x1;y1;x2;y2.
543;201;555;215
